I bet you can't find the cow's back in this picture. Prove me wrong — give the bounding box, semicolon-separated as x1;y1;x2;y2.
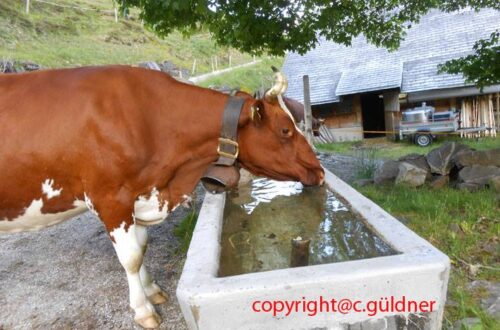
0;66;165;225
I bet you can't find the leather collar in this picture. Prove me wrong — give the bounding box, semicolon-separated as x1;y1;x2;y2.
201;96;246;193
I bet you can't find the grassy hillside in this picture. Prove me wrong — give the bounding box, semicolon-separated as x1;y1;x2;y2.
0;0;253;74
198;57;284;92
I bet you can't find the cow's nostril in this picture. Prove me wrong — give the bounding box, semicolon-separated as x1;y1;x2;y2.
318;169;325;186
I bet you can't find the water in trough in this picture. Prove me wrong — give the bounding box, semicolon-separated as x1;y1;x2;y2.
218;178;397;277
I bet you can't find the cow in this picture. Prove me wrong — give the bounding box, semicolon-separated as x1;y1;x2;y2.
281;96;323;136
0;66;324;329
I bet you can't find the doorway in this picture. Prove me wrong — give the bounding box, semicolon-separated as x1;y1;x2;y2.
361;92;385;138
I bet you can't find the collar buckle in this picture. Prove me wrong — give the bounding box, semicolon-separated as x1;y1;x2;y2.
217;138;239;160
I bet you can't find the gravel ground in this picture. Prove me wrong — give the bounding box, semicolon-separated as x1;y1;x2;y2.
318;152;371;183
0;185;206;330
0;154;355;330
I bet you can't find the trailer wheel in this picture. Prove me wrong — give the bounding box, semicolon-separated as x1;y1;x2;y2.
415;133;433;147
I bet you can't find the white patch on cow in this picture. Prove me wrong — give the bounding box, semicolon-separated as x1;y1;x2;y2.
84;193;98;216
277;94;303;135
0;199;88;233
133;188;169;226
41;179;63;199
110;222;157;322
171;203;181;212
181;194;193;208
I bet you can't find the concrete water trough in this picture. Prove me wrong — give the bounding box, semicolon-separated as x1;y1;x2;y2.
176;168;450;330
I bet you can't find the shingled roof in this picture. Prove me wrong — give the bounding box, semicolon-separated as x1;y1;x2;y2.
282;8;499;105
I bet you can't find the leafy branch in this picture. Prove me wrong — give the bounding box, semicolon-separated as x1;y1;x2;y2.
438;30;500;90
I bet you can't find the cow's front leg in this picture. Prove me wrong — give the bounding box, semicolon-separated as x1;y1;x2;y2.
135;224;169;305
95;195;161;329
110;221;161;328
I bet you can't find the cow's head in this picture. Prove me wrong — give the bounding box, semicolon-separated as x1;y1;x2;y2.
236;69;324;186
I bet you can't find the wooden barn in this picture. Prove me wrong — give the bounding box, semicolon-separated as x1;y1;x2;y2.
282;8;499;142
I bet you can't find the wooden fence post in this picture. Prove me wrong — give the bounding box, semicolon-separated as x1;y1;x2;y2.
26;0;30;14
192;59;197;75
302;75;314;147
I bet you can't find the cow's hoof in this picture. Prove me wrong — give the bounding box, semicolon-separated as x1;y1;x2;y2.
135;312;162;329
148;290;169;305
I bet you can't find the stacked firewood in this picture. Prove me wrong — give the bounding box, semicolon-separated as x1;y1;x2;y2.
460;94;498;138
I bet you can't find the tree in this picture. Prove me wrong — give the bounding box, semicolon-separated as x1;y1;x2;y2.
438;30;500;90
120;1;499;56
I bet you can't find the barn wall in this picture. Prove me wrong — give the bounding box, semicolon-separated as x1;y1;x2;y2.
313;92;498;142
400;98;456;112
312;95;363;142
383;90;400;141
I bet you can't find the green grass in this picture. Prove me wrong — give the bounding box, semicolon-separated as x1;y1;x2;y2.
0;0;253;73
353;148;379;179
174;210;199;253
0;0;284;89
198;57;284;92
317;136;500;160
357;184;499;328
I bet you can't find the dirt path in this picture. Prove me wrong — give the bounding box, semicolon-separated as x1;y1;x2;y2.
0;185;207;330
188;59;262;83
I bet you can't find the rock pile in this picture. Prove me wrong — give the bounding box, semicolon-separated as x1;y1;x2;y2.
0;60;41;73
137;60;190;78
373;142;500;193
1;59;190;79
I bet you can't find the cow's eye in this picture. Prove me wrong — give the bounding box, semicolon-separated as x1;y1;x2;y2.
281;128;292;137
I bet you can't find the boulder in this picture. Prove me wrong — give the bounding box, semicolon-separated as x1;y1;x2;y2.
457;182;482;192
458;165;500;186
430;175;449;189
455;148;500;168
398;153;431;180
395;162;427;187
373;160;400;184
0;60;41;74
489;176;500;193
426;142;470;175
489;176;500;204
138;61;162;71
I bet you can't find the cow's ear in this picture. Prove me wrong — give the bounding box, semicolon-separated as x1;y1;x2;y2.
249;100;264;123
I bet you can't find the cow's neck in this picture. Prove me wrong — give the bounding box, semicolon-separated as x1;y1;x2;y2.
150;88;233;209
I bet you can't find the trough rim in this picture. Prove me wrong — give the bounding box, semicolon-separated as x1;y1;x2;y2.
176;167;450;328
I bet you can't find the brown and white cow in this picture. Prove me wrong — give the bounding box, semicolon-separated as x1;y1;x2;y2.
0;66;323;328
281;96;323;136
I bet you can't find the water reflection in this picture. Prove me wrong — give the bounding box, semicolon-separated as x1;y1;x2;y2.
235;178;304;214
218;179;396;277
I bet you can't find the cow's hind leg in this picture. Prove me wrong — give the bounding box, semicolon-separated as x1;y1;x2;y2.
135;224;169;305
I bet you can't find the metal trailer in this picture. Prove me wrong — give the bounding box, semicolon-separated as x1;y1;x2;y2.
398;103;489;147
